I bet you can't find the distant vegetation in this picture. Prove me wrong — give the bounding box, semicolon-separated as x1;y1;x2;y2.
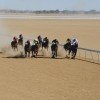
0;9;100;14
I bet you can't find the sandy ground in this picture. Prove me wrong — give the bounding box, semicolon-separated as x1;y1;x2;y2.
0;18;100;100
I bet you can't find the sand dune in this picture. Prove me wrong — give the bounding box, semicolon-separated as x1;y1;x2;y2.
0;17;100;100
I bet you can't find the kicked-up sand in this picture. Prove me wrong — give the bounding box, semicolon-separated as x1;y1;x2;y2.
0;16;100;100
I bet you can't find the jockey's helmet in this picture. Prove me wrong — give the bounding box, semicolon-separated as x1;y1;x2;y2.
13;36;16;39
38;35;41;38
67;38;70;42
27;40;30;43
73;38;76;42
19;34;22;36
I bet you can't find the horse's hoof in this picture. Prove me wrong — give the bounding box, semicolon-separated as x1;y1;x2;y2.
31;56;33;58
52;56;55;58
71;57;75;59
65;55;69;59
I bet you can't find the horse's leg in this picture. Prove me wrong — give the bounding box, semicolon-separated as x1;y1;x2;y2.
14;47;16;51
68;48;71;55
25;50;27;57
22;42;23;47
52;50;55;58
56;48;58;57
36;49;38;57
31;50;33;57
28;51;30;57
47;45;49;51
17;46;18;51
72;48;77;59
56;50;57;57
12;46;13;50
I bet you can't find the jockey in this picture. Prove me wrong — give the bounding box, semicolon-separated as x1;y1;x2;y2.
26;40;31;46
71;38;78;47
34;39;39;45
52;39;59;45
13;36;17;43
66;38;71;43
19;34;23;40
43;37;48;42
37;35;42;43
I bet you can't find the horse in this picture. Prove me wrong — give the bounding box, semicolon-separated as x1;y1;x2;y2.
24;43;31;57
51;42;58;58
37;35;43;49
11;40;18;51
70;44;78;59
64;38;78;59
64;39;71;58
31;43;39;57
42;38;49;50
18;38;23;47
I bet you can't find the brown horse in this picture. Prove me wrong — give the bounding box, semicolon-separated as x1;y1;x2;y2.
11;40;18;51
18;38;23;47
31;43;39;57
24;43;31;57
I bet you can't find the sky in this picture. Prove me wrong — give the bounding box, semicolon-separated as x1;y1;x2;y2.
0;0;100;11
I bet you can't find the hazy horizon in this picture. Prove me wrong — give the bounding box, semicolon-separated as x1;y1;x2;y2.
0;0;100;11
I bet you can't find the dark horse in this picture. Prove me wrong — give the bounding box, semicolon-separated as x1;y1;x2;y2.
64;38;71;56
24;43;31;57
51;42;58;58
37;35;42;49
70;44;78;59
64;39;78;59
31;43;39;57
42;37;49;50
11;40;18;51
18;38;23;47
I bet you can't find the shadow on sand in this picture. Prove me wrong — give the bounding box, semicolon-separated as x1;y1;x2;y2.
3;54;25;59
3;54;65;59
2;54;100;65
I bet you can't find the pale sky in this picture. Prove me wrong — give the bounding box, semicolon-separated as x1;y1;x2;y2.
0;0;100;11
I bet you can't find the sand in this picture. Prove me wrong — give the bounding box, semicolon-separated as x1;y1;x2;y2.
0;17;100;100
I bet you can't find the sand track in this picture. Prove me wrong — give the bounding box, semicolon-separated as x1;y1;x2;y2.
0;18;100;100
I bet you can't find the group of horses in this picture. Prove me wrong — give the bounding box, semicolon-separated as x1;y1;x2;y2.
11;37;23;51
11;36;78;59
24;37;49;57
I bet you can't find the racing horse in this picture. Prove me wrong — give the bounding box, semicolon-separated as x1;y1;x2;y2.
64;38;71;58
11;39;18;51
51;42;58;58
70;43;78;59
42;37;49;50
37;35;43;49
31;43;39;57
18;38;23;47
24;43;31;57
64;38;78;59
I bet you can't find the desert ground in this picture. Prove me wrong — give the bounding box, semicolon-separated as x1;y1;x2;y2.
0;17;100;100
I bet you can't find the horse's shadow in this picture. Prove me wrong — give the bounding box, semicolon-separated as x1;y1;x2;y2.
3;54;25;59
34;55;65;59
